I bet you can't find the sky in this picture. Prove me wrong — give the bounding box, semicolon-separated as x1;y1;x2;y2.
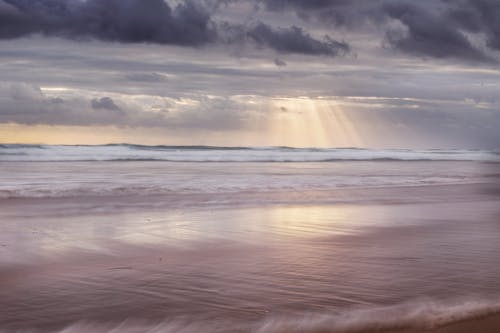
0;0;499;148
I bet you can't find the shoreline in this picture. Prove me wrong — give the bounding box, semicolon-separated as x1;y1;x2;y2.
1;305;499;333
0;182;495;218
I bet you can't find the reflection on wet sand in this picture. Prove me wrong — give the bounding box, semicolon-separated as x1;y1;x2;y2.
1;160;500;332
1;190;500;332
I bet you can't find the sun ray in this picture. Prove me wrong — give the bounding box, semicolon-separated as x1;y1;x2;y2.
266;97;363;148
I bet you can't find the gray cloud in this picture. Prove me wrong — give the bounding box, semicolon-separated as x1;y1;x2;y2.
0;0;349;57
5;0;500;63
0;83;256;130
448;0;500;51
251;0;500;63
125;73;168;82
91;97;120;111
383;2;494;63
263;0;347;11
260;0;383;28
260;0;367;19
273;58;286;66
0;83;161;126
1;75;499;147
247;22;349;56
0;0;217;45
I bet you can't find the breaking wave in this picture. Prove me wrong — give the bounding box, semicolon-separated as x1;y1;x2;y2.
255;299;500;333
0;144;499;162
10;299;500;333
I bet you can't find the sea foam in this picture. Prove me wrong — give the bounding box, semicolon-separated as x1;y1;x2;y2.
0;144;498;162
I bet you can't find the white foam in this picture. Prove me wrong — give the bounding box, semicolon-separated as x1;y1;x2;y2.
256;299;500;332
1;145;498;162
9;299;500;333
0;146;489;199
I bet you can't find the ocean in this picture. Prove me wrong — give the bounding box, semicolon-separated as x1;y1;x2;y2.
1;145;500;332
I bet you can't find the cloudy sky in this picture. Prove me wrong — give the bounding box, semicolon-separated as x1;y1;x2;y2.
0;0;499;148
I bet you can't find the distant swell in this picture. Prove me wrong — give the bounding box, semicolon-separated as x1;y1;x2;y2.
0;144;499;162
11;299;500;333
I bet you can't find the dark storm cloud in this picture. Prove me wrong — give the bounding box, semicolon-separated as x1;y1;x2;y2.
260;0;383;28
247;22;349;56
252;0;500;63
4;0;499;62
0;0;349;57
447;0;500;50
261;0;361;13
383;2;494;63
0;0;216;45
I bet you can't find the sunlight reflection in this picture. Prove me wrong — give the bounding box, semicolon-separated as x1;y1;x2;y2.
262;205;357;238
0;201;394;262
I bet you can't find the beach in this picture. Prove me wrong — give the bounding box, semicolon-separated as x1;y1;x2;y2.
2;0;500;330
1;146;499;332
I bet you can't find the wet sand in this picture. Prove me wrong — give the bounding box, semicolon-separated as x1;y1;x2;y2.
1;162;499;332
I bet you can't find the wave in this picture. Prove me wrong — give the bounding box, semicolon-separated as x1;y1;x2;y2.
9;299;500;333
1;144;499;162
255;299;500;333
0;174;479;199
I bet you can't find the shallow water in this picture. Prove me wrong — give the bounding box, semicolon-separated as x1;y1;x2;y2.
1;154;499;332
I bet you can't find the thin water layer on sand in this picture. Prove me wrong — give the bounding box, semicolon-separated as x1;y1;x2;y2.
1;158;499;332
